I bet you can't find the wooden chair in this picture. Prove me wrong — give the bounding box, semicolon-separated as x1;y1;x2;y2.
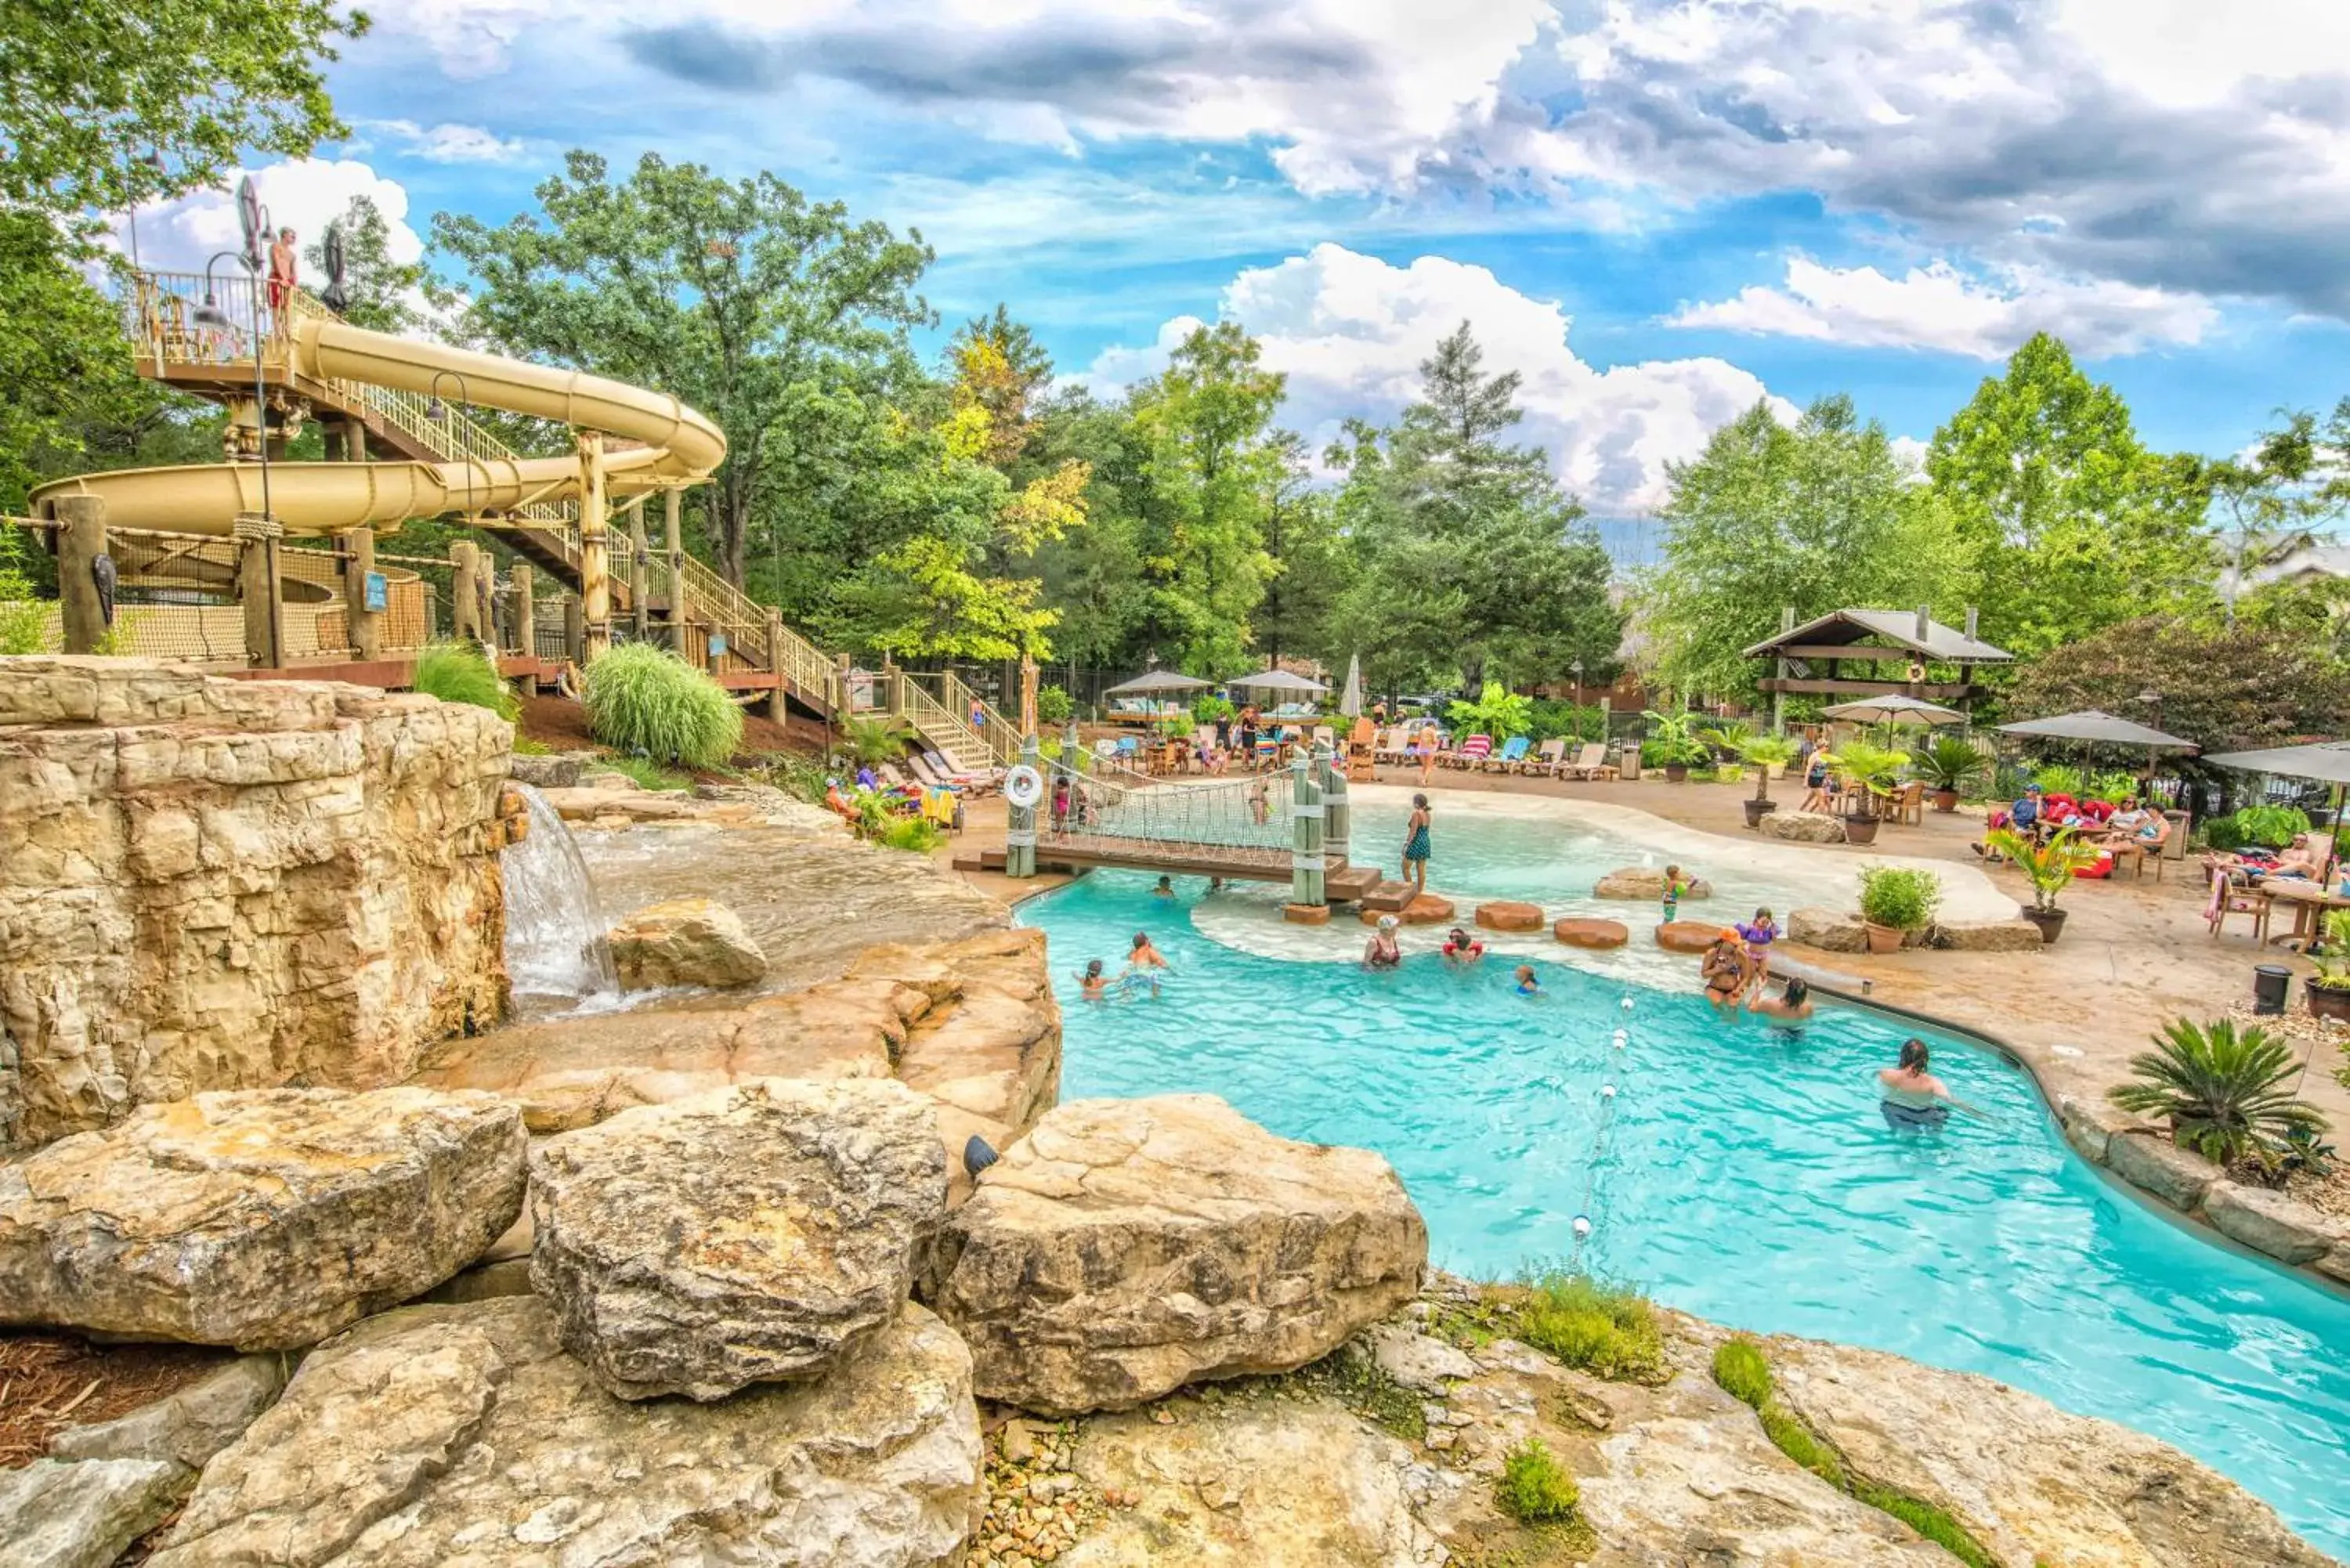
1892;781;1925;826
2207;867;2272;943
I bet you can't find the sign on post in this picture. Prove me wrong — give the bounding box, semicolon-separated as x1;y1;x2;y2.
362;571;388;612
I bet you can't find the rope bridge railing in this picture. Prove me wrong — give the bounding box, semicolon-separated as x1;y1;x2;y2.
1042;752;1296;860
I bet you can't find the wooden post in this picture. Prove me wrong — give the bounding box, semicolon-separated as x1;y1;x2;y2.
234;514;284;670
563;593;585;667
1006;733;1040;879
1772;604;1794;735
1323;746;1351;869
449;540;481;643
627;497;651;641
511;562;535;669
577;430;609;659
663;487;689;654
54;496;107;655
342;526;381;660
1289;751;1325;909
764;606;788;723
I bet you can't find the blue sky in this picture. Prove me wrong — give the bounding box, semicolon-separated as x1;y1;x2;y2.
125;0;2350;518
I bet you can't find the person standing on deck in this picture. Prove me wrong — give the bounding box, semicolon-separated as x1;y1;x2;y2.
266;227;298;317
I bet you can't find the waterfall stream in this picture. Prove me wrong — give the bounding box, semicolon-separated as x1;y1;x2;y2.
501;782;621;1012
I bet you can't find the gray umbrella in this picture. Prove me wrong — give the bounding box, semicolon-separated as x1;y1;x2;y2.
1996;710;2198;750
1229;668;1329;695
1102;669;1211;696
1824;694;1966;726
1339;653;1363;719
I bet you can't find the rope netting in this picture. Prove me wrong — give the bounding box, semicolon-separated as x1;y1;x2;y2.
1043;750;1295;861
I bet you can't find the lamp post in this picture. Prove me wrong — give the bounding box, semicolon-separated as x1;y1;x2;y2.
190;247;272;524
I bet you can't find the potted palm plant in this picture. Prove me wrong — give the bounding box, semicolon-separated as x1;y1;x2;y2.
1856;865;1941;954
1736;734;1799;828
1917;736;1989;814
1983;824;2101;943
1823;740;1908;846
1641;710;1709;783
2108;1017;2326;1170
2306;909;2350;1023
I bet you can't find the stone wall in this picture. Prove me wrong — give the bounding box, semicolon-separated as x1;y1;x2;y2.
0;658;514;1150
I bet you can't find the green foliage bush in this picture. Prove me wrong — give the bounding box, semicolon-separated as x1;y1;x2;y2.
842;714;907;766
594;754;688;791
1710;1337;1773;1408
1513;1271;1666;1383
1449;681;1534;741
0;571;52;653
1496;1438;1580;1524
878;814;946;854
411;640;519;721
2229;803;2312;849
1857;865;1941;930
2110;1018;2327;1167
583;644;743;768
1037;684;1075;725
1525;698;1602;742
1190;692;1234;724
1916;736;1990;793
2030;763;2084;797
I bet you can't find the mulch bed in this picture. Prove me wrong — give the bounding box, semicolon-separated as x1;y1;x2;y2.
0;1332;234;1469
518;694;829;760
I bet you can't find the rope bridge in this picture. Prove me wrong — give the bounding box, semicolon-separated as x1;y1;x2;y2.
1040;753;1296;874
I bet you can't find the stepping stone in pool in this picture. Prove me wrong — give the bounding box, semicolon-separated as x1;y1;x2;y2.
1359;894;1455;926
1554;917;1630;949
1655;919;1722;953
925;1094;1426;1415
1474;900;1546;932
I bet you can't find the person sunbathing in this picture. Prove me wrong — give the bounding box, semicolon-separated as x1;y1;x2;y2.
2267;834;2327;880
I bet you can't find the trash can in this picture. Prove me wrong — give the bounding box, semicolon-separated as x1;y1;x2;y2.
2254;963;2294;1015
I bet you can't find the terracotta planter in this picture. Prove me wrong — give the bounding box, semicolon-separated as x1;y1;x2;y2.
1844;815;1881;847
2019;905;2067;945
1744;798;1777;829
1664;764;1689;784
1863;921;1906;955
2308;980;2350;1022
1932;787;1960;814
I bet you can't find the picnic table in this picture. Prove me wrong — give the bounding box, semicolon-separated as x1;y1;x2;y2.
2258;877;2350;948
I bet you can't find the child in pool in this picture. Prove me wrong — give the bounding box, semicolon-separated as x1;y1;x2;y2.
1661;864;1686;924
1441;927;1485;965
1152;875;1175;899
1078;959;1109;1000
1513;963;1542;996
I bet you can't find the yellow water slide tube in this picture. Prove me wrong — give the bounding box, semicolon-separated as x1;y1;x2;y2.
29;314;725;533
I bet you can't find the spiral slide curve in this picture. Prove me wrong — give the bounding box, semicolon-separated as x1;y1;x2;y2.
28;314;725;533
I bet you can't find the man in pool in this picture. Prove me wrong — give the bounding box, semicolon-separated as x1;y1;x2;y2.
1152;875;1175;899
1877;1038;1987;1129
1123;931;1169;996
1748;977;1813;1024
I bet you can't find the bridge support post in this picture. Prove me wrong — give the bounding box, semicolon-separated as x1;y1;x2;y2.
510;563;535;685
450;541;482;643
55;496;107;656
1007;733;1041;879
664;488;688;656
234;513;284;670
1323;748;1350;869
563;593;585;667
342;526;381;661
627;498;651;642
1289;750;1325;911
577;430;610;660
763;607;788;723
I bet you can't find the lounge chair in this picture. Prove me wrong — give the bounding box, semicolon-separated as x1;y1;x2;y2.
904;752;946;788
1556;742;1614;781
1529;738;1567;776
922;748;997;796
1480;735;1531;772
1448;734;1493;769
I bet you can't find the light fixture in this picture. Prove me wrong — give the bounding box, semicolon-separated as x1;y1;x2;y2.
191;291;230;327
425;398;446;421
425;369;469;425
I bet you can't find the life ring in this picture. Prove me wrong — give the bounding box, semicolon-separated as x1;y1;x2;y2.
1003;764;1045;809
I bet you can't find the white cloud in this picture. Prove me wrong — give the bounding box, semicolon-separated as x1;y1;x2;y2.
1083;244;1792;512
363;120;529;164
1667;257;2218;359
121;160;425;275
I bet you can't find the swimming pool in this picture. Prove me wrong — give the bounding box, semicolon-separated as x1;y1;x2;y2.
1017;795;2350;1554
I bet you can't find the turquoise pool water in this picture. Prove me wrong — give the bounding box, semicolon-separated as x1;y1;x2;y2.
1020;843;2350;1553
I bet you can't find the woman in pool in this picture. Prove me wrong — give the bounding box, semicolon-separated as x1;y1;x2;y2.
1441;927;1485;965
1877;1038;1985;1129
1364;914;1403;969
1513;963;1542;996
1747;977;1812;1024
1077;959;1110;1001
1700;930;1748;1013
1402;793;1433;895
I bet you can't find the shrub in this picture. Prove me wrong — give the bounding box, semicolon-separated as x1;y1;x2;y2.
2109;1017;2327;1168
1452;681;1535;741
2087;769;2138;804
1526;698;1602;742
0;571;49;654
2229;803;2312;849
582;644;743;768
2030;763;2084;798
1710;1337;1773;1408
1496;1439;1580;1524
878;815;946;854
1856;865;1941;930
842;714;908;767
411;639;519;721
1514;1270;1666;1383
1189;692;1233;724
1038;684;1074;725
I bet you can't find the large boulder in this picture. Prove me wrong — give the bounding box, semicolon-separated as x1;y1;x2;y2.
1930;918;2045;952
507;752;585;790
926;1095;1426;1415
2204;1182;2338;1266
1553;917;1629;949
607;895;768;988
1789;906;1868;954
0;1458;187;1568
147;1296;981;1568
1762;811;1849;844
49;1355;287;1475
530;1078;946;1401
1594;866;1713;901
0;1087;525;1349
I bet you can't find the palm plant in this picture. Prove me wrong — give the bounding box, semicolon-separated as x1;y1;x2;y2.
1916;736;1990;796
841;714;908;767
1696;717;1755;760
1736;733;1798;803
1823;739;1909;818
1983;824;2102;913
2109;1018;2326;1167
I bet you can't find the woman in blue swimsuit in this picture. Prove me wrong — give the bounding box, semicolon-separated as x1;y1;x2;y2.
1402;793;1432;895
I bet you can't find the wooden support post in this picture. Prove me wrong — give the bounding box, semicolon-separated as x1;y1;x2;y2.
764;606;788;723
1007;734;1041;879
1773;604;1794;735
577;430;610;659
627;497;651;641
1289;751;1325;909
563;593;585;667
449;540;482;643
54;496;107;656
342;526;381;660
511;562;535;668
1322;748;1351;869
235;514;285;670
663;487;688;654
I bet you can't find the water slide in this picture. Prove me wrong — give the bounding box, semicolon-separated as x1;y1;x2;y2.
28;312;725;533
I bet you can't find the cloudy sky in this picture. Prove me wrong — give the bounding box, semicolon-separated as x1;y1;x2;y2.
124;0;2350;518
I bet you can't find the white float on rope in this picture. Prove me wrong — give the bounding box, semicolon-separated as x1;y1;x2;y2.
1571;1215;1593;1238
1600;1084;1617;1100
1620;996;1635;1012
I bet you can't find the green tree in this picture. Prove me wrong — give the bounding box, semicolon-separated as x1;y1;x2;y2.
2;0;364;219
2207;397;2350;626
1638;396;1976;703
1927;333;2213;656
1332;323;1620;696
433;150;935;586
1254;431;1352;666
306;193;448;336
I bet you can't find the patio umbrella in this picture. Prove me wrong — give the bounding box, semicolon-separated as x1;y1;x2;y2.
1101;669;1211;696
1339;653;1363;719
1228;668;1329;695
1998;709;2200;802
1822;694;1966;726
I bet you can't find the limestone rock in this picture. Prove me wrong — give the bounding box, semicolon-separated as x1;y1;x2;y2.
1789;905;1869;953
50;1354;287;1472
1767;1333;2337;1568
0;1086;525;1349
927;1094;1426;1414
1931;918;2046;952
2056;1094;2116;1163
0;1457;187;1568
1552;916;1629;949
1361;1322;1477;1393
149;1296;981;1568
540;785;760;826
1654;919;1723;954
2105;1129;2215;1211
1762;810;1849;844
1594;865;1714;900
2204;1181;2339;1265
506;752;585;789
607;895;768;988
1472;900;1544;932
0;659;511;1151
529;1078;946;1400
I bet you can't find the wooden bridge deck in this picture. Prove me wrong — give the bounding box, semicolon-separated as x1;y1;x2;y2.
957;836;1380;903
